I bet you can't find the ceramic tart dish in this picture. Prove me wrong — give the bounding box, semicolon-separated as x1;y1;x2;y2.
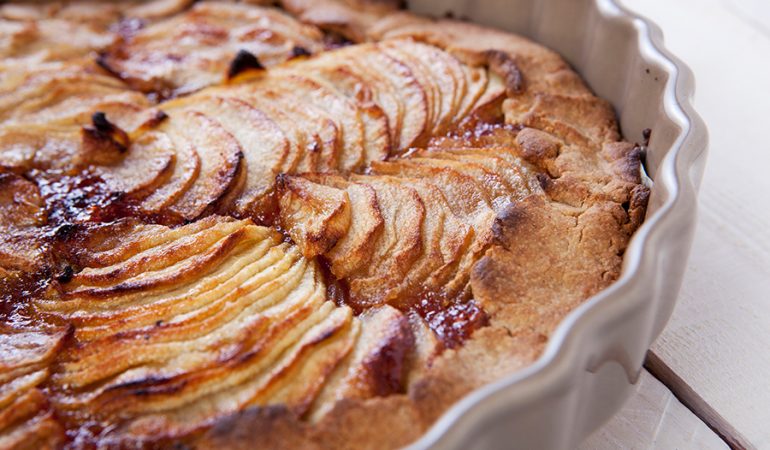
0;0;706;449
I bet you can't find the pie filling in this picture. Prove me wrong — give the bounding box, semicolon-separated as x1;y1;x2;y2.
0;1;649;447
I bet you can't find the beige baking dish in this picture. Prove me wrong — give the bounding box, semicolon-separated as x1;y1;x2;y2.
399;0;708;448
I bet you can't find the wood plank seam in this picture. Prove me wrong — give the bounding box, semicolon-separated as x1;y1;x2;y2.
648;394;675;445
645;352;751;449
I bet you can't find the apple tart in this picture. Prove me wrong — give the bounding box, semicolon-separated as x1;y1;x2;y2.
0;0;648;448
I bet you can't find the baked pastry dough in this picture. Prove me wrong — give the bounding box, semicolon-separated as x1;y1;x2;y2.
0;1;648;448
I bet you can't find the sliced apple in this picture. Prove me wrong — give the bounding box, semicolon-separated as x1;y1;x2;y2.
385;175;473;302
307;305;413;420
0;125;81;171
381;40;467;136
369;159;494;217
140;130;200;216
93;130;176;200
0;389;64;450
272;72;367;172
68;236;283;340
310;174;384;279
194;92;310;176
0;18;114;64
114;302;354;439
184;96;290;216
98;2;324;96
54;245;308;390
309;44;428;152
503;92;619;149
0;325;68;449
368;159;497;292
236;85;339;173
415;146;542;199
473;70;507;113
456;64;490;119
359;45;430;151
72;216;227;269
298;65;391;165
0;173;45;229
258;75;355;172
302;48;409;154
150;110;242;220
379;157;513;209
66;219;246;286
0;78;149;130
346;174;424;308
277;174;351;258
378;43;438;140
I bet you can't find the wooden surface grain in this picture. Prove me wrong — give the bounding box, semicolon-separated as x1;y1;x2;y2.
588;0;770;448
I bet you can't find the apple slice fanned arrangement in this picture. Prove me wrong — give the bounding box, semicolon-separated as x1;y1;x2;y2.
31;38;508;224
0;0;649;448
277;143;543;309
37;217;356;437
33;216;418;443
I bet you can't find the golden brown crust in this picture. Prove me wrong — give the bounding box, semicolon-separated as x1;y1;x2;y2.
0;1;648;448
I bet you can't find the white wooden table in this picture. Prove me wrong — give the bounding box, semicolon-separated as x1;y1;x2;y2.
582;0;770;448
